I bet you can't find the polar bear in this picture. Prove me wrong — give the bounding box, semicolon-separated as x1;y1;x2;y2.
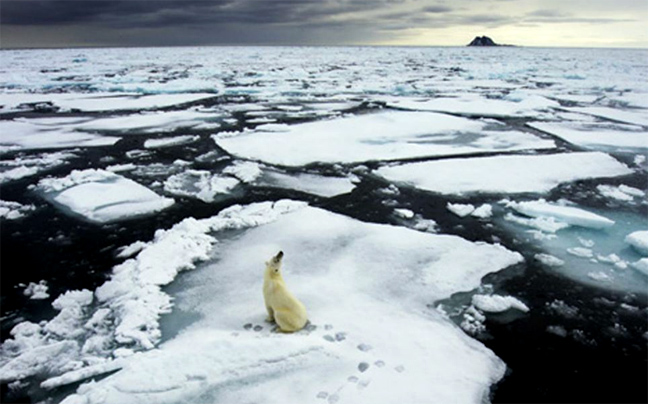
263;251;308;333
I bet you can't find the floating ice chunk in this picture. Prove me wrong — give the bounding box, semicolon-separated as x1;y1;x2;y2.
106;163;136;173
460;306;487;335
588;271;611;282
618;185;645;198
567;247;594;258
222;161;263;183
0;340;80;383
625;231;648;256
546;325;568;337
471;294;530;313
471;204;493;219
504;213;569;233
631;259;648;276
394;208;415;219
54;93;216;112
0;151;75;183
36;169;175;223
565;106;648;127
62;203;520;404
73;109;218;133
143;135;200;149
390;93;558;118
23;281;49;300
509;199;615;230
375;152;632;195
529;121;648;150
535;253;565;267
215;110;554;166
0;120;118;152
258;170;356;197
0;200;35;220
547;300;579;318
598;185;636;202
163;170;240;202
447;203;474;217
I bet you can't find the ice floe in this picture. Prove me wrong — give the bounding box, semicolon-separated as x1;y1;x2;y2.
0;120;118;152
35;169;175;223
564;106;648;127
507;199;615;230
163;170;240;202
471;294;530;313
70;109;219;133
57;202;520;404
1;201;523;404
376;152;632;195
23;281;49;300
143;135;200;149
215;110;555;166
257;170;357;197
529;121;647;151
625;231;648;256
388;93;559;118
0;200;35;220
0;151;75;183
597;184;645;203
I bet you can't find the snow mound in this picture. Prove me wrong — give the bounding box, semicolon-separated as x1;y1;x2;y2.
215;110;554;166
508;199;615;230
36;169;175;223
58;203;521;404
472;294;530;313
625;231;648;256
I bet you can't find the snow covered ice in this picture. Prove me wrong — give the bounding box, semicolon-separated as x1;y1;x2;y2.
1;46;647;404
35;169;175;223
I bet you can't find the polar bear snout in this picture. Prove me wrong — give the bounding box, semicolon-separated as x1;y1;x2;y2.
273;251;284;263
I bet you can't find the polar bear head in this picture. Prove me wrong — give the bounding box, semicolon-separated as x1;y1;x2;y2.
265;251;284;279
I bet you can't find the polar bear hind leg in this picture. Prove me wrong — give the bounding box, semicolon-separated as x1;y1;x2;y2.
274;309;305;333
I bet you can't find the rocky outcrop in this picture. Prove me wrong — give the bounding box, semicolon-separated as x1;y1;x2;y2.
467;36;499;46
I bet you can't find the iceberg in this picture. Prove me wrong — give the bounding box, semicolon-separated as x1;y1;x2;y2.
375;152;632;195
36;169;175;223
215;110;554;166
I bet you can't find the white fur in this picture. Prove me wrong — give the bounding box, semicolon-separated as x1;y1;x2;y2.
263;252;308;332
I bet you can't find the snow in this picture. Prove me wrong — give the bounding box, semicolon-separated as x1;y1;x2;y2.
23;281;49;300
471;294;530;313
0;120;118;152
508;199;615;230
376;152;632;195
143;135;200;149
163;170;240;202
0;200;35;220
258;170;357;197
36;169;175;223
625;231;648;256
529;121;648;150
56;202;520;404
215;110;554;166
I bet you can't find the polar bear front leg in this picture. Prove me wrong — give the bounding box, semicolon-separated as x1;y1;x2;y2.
265;306;275;323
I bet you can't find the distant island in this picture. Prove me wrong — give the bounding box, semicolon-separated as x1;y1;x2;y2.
467;36;514;47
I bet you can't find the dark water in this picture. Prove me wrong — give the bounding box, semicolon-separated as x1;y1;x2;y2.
1;101;647;404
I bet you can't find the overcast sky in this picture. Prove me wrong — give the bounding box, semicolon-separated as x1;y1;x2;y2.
1;0;646;49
